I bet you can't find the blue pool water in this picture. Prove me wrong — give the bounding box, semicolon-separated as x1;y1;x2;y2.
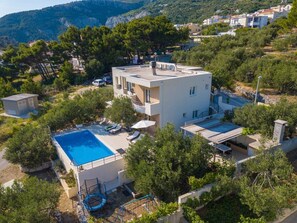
54;130;114;166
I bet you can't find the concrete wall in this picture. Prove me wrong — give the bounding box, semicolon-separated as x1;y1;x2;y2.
2;96;38;116
154;184;214;223
273;137;297;154
157;211;184;223
134;84;145;104
77;158;126;191
218;96;236;111
150;87;160;104
160;73;212;129
54;139;74;173
113;65;212;130
2;100;20;115
232;135;256;147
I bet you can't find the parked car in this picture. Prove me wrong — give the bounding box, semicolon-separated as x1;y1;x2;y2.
92;79;106;87
103;76;113;84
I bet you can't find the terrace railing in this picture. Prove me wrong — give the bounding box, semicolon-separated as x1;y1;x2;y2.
76;153;124;172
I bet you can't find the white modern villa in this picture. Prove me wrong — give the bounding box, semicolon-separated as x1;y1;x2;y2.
112;62;212;129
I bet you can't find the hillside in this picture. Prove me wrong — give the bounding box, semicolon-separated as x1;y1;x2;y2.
0;0;293;45
0;0;144;44
123;0;293;24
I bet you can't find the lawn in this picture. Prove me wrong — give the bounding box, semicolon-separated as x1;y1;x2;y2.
197;194;257;223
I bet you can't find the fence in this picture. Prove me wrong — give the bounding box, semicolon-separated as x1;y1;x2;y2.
77;153;124;172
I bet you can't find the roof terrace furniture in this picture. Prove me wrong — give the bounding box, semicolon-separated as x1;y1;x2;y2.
126;131;140;141
105;123;117;131
109;125;122;134
131;134;145;144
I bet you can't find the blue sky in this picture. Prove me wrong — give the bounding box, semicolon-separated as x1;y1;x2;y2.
0;0;77;18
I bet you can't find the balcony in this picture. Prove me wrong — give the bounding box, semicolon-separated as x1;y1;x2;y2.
145;102;161;116
129;94;160;116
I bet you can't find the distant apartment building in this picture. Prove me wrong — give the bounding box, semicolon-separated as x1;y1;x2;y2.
112;62;212;129
203;15;222;26
203;15;230;26
256;4;292;22
174;23;201;35
230;14;268;28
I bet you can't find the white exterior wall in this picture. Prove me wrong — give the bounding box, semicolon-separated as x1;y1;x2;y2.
77;158;126;192
112;66;212;130
159;74;212;129
53;138;75;173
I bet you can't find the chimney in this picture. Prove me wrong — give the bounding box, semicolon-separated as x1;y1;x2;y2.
150;61;157;75
273;119;288;143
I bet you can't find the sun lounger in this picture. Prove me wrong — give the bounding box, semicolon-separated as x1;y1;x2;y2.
131;134;145;144
105;124;117;131
109;125;122;134
126;131;140;141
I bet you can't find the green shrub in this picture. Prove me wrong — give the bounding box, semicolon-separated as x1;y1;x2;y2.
5;124;55;168
61;169;76;188
189;173;216;190
130;202;178;223
183;205;205;223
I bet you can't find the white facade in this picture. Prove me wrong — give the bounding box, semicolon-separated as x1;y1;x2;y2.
112;62;212;129
230;14;268;28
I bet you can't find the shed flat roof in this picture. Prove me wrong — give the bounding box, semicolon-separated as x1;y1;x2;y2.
181;118;243;144
1;93;38;101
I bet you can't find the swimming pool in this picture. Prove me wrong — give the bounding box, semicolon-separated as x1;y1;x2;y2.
54;130;114;166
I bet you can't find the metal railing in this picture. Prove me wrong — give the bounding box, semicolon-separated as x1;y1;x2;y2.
77;153;124;172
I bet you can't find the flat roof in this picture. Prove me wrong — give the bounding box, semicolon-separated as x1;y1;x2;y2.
182;118;243;144
1;93;38;101
113;64;211;82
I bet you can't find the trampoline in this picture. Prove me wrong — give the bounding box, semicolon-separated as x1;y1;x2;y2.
83;193;107;212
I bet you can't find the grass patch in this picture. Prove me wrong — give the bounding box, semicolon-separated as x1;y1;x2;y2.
197;194;257;223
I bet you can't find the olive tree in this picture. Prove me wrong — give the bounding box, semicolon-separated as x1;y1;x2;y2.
0;177;60;223
125;124;212;202
104;96;137;127
238;149;297;221
5;124;55;169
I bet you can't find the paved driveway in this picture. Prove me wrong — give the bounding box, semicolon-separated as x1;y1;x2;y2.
220;90;251;107
282;210;297;223
0;149;9;171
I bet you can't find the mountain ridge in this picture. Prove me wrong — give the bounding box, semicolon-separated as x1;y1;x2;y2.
0;0;145;44
0;0;293;46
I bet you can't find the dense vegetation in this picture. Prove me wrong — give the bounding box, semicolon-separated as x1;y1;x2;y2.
39;88;113;131
0;0;144;43
125;124;214;202
0;0;292;46
105;96;137;127
0;177;60;223
0;15;187;95
127;0;292;24
173;18;297;93
233;99;297;137
182;150;297;222
5;124;55;169
238;150;297;221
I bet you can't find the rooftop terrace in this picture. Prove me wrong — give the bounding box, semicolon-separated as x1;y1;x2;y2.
113;63;210;82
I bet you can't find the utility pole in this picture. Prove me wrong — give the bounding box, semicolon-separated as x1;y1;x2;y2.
254;75;262;104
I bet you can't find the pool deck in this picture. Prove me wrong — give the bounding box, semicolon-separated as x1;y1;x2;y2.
84;125;130;155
